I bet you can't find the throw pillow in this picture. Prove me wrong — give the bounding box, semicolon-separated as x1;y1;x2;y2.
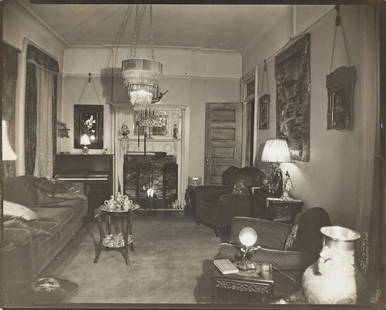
34;178;70;194
283;224;299;251
3;200;38;221
232;180;249;195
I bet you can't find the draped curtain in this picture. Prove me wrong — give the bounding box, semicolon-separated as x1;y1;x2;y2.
24;44;58;177
2;42;19;177
354;6;383;302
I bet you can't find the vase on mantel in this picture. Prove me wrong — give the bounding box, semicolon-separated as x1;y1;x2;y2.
302;226;366;304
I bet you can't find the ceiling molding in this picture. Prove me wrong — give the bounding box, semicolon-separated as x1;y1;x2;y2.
16;0;71;47
67;44;240;54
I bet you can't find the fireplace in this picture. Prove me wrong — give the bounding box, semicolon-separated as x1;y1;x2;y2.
124;154;177;209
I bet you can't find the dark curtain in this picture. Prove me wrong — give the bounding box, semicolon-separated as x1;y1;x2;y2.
2;42;19;178
24;62;37;175
24;44;58;175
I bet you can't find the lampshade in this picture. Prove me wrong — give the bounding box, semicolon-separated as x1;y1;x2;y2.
2;120;17;161
80;134;91;146
261;139;291;163
239;227;258;247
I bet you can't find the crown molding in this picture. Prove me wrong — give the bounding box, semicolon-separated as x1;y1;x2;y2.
16;0;71;47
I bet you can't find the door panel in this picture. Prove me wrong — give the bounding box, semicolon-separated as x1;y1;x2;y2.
204;102;243;185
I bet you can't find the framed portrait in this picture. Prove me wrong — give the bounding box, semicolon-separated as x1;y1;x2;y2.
259;94;270;130
326;66;357;130
74;104;104;149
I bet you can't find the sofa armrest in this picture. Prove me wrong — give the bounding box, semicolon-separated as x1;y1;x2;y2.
193;185;233;203
230;216;292;249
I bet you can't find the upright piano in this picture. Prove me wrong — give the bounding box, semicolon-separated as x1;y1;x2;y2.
54;154;114;216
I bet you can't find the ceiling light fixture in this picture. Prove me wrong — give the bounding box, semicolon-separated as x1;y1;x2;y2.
121;5;163;106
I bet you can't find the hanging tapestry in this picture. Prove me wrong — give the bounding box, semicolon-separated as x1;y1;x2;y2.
2;42;19;177
275;33;311;162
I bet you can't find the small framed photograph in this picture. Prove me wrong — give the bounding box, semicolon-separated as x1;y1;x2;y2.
251;186;261;194
326;66;357;130
259;94;270;130
74;104;104;149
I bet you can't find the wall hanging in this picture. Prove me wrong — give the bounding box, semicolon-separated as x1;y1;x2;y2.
74;73;104;152
258;59;270;130
275;33;311;162
326;5;356;130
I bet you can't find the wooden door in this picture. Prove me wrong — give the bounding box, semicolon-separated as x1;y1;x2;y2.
204;102;243;185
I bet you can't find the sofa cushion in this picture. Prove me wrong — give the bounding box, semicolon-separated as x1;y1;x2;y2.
3;176;38;207
3;200;38;221
33;206;75;225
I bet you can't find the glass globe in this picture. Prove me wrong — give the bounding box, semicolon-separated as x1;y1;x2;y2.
239;227;258;247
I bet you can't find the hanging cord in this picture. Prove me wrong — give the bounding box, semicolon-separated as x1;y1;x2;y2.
77;73;101;105
329;5;351;72
112;5;133;68
260;59;270;96
150;5;154;60
129;5;147;58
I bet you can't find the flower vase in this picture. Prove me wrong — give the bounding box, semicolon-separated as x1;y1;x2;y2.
302;226;366;304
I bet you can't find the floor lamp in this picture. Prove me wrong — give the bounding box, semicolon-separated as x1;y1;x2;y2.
1;120;17;245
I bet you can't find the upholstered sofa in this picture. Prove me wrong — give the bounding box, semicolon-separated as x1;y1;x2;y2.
1;176;88;284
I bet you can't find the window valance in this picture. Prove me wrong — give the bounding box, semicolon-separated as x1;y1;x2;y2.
26;44;59;73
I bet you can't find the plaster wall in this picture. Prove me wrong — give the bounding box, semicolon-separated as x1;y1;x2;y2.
60;47;241;181
243;5;370;228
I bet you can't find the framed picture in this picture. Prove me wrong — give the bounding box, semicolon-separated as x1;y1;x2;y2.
74;104;104;149
326;66;357;130
259;94;270;129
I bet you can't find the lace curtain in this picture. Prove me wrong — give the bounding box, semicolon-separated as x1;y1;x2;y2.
34;67;55;177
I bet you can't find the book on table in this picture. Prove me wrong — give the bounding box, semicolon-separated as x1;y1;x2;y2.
213;259;239;274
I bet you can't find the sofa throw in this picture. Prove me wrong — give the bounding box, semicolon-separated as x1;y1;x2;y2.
34;178;71;194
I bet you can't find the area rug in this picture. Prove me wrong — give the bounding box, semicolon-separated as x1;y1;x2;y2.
42;213;219;304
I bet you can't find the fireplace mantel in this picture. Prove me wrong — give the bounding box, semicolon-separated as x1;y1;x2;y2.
111;104;189;209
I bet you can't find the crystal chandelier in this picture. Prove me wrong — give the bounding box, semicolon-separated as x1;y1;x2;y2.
121;5;163;106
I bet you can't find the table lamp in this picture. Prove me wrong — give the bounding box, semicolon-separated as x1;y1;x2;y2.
236;227;260;271
261;138;291;197
2;120;17;246
80;134;91;155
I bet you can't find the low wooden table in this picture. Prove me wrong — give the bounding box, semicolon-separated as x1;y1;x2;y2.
94;206;136;265
211;262;274;303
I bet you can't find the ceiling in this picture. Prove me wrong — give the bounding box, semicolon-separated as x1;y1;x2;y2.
20;1;291;51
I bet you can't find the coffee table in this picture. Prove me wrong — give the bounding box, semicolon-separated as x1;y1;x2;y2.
94;205;136;265
211;262;274;303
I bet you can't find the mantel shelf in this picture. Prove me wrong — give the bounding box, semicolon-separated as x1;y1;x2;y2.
119;137;180;143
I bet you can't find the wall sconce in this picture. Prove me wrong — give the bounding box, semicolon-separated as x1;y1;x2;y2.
57;121;70;138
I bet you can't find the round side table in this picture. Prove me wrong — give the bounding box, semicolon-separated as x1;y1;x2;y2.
94;206;136;265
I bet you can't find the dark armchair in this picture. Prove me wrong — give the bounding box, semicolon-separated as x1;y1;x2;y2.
216;207;331;297
192;166;266;235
